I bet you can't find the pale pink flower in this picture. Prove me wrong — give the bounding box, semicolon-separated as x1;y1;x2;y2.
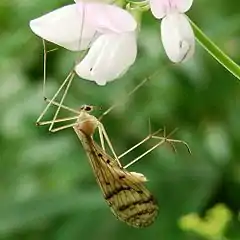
29;1;137;85
150;0;195;63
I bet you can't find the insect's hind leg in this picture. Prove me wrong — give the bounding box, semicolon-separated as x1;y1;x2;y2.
151;136;191;154
117;128;163;160
123;128;191;169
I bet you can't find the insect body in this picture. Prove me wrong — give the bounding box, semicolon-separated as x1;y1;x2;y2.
37;101;190;227
73;105;158;228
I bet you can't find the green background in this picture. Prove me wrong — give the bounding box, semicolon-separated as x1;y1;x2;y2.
0;0;239;239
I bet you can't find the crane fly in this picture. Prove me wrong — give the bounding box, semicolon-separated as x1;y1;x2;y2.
37;103;165;228
37;101;191;227
74;105;159;228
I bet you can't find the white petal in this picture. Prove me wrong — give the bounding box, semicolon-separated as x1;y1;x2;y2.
175;0;193;13
161;13;195;63
77;2;137;33
75;32;137;85
150;0;193;19
29;4;98;51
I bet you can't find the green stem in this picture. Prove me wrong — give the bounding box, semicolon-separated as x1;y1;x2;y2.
189;19;240;81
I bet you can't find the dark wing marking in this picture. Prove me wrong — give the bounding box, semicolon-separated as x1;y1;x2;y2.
74;128;159;228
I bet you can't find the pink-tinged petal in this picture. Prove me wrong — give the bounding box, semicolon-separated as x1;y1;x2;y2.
76;2;137;34
29;4;98;51
150;0;193;19
150;0;169;19
75;32;137;85
161;13;195;63
175;0;193;13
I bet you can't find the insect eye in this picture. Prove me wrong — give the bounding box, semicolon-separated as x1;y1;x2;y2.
85;106;92;112
80;105;93;112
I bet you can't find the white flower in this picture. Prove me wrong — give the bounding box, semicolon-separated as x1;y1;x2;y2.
29;1;138;85
149;0;195;63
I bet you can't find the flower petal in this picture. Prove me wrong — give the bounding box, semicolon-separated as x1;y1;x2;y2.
29;4;98;51
150;0;193;19
161;13;195;63
76;2;137;33
175;0;193;13
75;32;137;85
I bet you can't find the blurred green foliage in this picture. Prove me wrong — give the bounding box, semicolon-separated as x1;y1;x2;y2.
0;0;240;240
179;204;232;240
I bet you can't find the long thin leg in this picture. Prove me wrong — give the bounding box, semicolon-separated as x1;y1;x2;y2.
36;70;74;124
75;3;99;65
124;138;166;169
44;98;80;115
37;115;103;138
75;3;88;65
49;72;75;131
38;40;72;120
118;128;163;159
50;122;77;133
42;39;47;98
123;129;191;169
42;39;59;97
37;116;79;126
77;3;85;55
98;70;160;121
98;126;106;152
37;39;78;128
97;123;122;168
151;136;192;154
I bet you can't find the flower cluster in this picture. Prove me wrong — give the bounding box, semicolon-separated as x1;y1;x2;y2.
30;0;195;85
149;0;195;63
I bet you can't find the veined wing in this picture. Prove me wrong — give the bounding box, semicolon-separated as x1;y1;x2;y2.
74;128;159;228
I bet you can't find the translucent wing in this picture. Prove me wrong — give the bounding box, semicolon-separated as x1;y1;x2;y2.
74;128;159;228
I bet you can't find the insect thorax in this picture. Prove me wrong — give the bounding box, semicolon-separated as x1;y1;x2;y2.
74;112;99;136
